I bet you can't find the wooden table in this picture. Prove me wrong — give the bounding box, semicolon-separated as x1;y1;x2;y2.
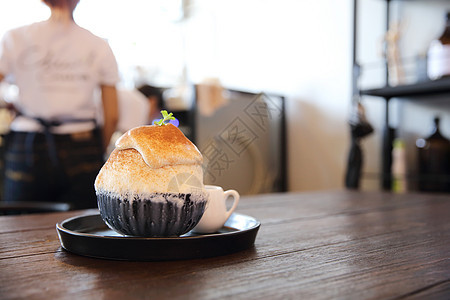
1;190;449;299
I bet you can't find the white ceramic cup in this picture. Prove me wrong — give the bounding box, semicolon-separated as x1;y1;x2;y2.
193;185;240;234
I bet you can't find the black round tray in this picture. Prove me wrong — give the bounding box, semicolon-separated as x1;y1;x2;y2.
56;213;260;261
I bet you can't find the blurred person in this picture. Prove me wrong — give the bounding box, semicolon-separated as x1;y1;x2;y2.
137;84;164;124
115;84;163;134
105;84;163;154
0;0;119;208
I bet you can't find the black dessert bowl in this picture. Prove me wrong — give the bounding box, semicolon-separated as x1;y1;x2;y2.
96;192;208;237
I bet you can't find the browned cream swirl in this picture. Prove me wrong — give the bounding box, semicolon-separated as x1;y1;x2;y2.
115;124;203;169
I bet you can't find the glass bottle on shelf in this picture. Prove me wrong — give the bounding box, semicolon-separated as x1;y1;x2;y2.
427;12;450;80
416;117;450;192
392;138;407;193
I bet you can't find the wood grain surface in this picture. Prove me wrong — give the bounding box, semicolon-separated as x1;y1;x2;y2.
0;190;449;299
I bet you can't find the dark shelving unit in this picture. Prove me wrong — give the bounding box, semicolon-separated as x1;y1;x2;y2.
361;77;450;98
352;0;450;190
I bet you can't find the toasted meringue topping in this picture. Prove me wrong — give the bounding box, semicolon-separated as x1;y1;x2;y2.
115;124;203;169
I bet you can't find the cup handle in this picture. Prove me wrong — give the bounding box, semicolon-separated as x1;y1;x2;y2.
224;190;240;219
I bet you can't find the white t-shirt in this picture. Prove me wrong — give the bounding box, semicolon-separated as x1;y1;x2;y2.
0;20;119;133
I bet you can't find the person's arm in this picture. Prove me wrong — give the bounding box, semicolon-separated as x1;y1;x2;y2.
100;84;118;152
